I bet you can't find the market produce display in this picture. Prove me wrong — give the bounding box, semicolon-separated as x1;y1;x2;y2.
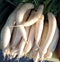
0;3;59;62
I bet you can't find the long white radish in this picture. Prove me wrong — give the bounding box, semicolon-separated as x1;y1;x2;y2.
27;15;44;59
1;3;23;57
10;27;22;49
44;26;59;58
35;15;44;45
11;3;34;50
16;3;34;24
16;27;30;59
16;5;44;27
38;22;49;59
39;22;49;47
28;21;47;61
39;13;57;61
23;25;35;55
15;11;35;58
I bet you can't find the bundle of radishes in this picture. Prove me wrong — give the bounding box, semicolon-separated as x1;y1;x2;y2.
1;3;59;62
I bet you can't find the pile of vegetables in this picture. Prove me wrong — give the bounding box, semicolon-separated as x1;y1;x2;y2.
0;3;59;62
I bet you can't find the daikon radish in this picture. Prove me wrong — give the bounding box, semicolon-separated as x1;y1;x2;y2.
39;13;57;61
16;5;44;27
44;26;59;58
1;3;23;57
27;15;44;59
16;3;34;24
15;11;35;59
39;22;49;47
35;15;44;45
38;22;49;61
17;26;30;59
11;3;34;50
23;24;35;55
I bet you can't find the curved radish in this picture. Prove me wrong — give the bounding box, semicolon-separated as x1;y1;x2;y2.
39;13;57;61
38;21;49;61
17;26;30;59
23;25;35;55
27;15;44;59
11;3;34;50
20;5;44;27
44;26;59;58
35;15;44;45
0;3;23;57
16;3;34;24
39;22;49;47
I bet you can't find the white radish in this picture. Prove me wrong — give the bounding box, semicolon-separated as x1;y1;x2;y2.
39;13;57;61
18;25;27;40
0;3;23;57
16;5;44;27
44;26;59;58
39;22;49;59
11;3;34;50
27;15;44;59
28;21;48;61
10;27;22;49
16;11;35;59
35;15;44;45
17;26;30;59
16;3;34;24
23;25;35;55
39;22;49;47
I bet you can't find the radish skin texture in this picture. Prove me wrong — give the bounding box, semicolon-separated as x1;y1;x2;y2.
17;27;30;59
13;27;30;59
45;26;59;58
18;25;27;40
1;3;23;57
10;27;22;49
39;13;57;60
25;27;30;38
39;22;49;47
47;26;59;52
21;5;44;27
11;9;30;50
16;3;34;24
26;21;48;61
24;25;35;55
27;15;44;59
11;3;34;50
17;38;26;59
39;22;48;60
35;15;44;45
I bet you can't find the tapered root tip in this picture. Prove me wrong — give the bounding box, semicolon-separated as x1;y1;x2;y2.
3;48;10;58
